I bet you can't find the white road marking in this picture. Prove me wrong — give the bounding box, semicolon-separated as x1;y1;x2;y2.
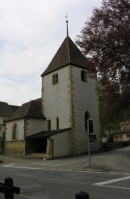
31;162;52;166
2;165;43;170
94;176;130;190
2;163;130;177
3;163;14;167
109;172;118;175
45;160;85;168
2;164;73;172
94;176;130;185
97;185;130;190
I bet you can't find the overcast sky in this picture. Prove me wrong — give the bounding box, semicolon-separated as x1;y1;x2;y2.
0;0;102;106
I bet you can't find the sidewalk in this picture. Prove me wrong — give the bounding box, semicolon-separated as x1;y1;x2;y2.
0;146;130;172
0;153;110;172
0;146;130;171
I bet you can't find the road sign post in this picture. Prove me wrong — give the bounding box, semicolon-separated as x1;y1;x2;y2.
86;119;94;168
87;133;91;168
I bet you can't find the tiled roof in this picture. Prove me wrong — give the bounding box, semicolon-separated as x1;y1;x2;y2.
0;101;19;117
6;98;45;122
10;105;19;112
41;36;88;76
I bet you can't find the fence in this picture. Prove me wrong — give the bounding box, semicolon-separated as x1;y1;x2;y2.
0;177;89;199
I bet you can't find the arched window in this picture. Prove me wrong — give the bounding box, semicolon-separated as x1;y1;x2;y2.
47;120;51;131
56;117;59;130
12;123;18;141
81;70;87;82
84;111;90;131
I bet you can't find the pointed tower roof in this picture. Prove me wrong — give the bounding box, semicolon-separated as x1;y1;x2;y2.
41;36;88;76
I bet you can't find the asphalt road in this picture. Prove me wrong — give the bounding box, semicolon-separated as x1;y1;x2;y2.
0;146;130;199
0;166;130;199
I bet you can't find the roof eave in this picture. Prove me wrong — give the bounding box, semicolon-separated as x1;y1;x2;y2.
41;63;88;77
25;128;71;139
5;116;46;123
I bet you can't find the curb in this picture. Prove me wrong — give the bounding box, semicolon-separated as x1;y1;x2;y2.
81;166;111;172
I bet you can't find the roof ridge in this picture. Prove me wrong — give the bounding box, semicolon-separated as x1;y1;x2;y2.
67;36;70;63
24;100;33;117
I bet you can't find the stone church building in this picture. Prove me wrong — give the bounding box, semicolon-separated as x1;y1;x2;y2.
5;35;101;159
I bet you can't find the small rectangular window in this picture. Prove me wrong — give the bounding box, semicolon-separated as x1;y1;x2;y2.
48;120;51;130
56;117;59;130
52;73;58;85
81;70;87;82
52;75;55;85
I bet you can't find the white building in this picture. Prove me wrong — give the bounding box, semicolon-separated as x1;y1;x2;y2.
5;35;101;158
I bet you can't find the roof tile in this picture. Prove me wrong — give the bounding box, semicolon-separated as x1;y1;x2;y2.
6;98;45;122
0;102;19;117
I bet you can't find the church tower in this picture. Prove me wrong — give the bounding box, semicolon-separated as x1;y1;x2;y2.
41;32;100;156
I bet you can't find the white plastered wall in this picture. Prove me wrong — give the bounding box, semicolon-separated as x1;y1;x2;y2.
50;130;71;158
26;119;45;136
42;67;71;130
6;119;24;141
72;66;101;153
